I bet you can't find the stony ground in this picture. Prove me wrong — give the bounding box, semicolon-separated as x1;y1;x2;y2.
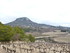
0;47;6;53
0;41;70;53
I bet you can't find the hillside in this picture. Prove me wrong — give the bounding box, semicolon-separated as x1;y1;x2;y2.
6;17;70;33
6;17;52;27
5;17;70;43
6;17;57;32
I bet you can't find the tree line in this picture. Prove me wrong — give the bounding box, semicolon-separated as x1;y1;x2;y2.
0;22;35;42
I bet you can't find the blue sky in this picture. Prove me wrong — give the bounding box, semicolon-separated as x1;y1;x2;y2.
0;0;70;27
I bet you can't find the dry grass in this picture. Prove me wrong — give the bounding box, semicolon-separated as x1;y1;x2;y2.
54;36;70;43
42;32;68;37
42;32;70;43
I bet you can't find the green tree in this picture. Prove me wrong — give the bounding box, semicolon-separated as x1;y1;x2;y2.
0;24;14;42
12;27;26;41
0;22;35;42
27;34;35;42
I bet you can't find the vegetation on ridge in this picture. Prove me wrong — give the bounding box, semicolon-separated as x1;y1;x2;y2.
0;22;35;42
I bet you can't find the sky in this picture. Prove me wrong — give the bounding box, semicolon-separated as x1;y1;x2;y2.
0;0;70;27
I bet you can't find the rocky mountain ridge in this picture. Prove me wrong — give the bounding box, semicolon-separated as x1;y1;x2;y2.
6;17;70;32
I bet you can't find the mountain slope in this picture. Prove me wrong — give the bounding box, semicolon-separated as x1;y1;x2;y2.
6;17;52;28
6;17;70;32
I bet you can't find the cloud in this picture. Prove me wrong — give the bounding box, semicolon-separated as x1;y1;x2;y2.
0;0;70;26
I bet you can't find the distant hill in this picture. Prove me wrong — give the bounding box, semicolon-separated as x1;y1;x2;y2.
6;17;53;27
6;17;70;32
